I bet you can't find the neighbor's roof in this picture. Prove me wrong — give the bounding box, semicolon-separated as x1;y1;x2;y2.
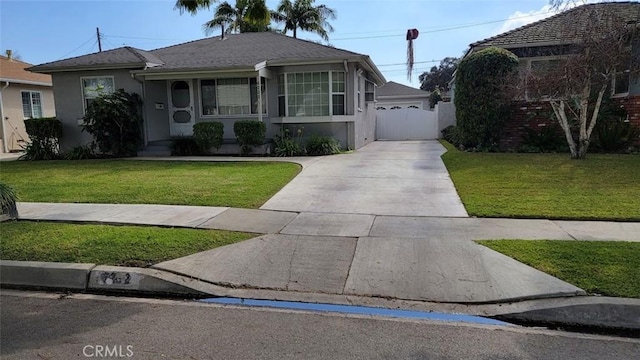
29;47;164;72
471;1;640;49
0;55;52;86
377;81;429;98
28;32;385;83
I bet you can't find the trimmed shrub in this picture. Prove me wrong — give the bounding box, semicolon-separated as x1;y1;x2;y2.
0;182;18;218
234;120;266;155
82;89;143;157
306;135;341;156
193;122;224;153
170;136;200;156
454;47;519;150
593;99;639;153
64;144;97;160
20;117;63;160
441;125;463;147
519;125;566;153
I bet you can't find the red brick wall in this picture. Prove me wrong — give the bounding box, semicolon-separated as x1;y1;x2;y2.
501;101;556;150
501;96;640;150
615;96;640;127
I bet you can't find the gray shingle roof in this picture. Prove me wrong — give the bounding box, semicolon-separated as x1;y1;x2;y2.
472;1;640;49
29;47;163;72
148;32;365;71
29;32;368;73
377;81;429;97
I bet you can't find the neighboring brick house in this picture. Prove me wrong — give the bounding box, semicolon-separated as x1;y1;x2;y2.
0;50;56;152
463;1;640;149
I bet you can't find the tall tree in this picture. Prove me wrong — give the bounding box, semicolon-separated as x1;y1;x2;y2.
272;0;337;40
174;0;216;15
525;6;638;159
203;0;270;35
418;57;458;92
175;0;270;35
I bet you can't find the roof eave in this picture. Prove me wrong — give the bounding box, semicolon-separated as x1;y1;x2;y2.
0;78;52;87
28;63;147;74
377;94;429;100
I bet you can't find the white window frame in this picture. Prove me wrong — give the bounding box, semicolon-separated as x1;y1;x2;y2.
357;75;362;111
21;90;43;119
612;70;630;97
80;76;115;114
365;80;375;102
198;77;267;117
278;71;345;117
519;56;564;101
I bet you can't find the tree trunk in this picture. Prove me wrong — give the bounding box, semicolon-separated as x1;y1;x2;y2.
293;27;297;38
550;100;579;158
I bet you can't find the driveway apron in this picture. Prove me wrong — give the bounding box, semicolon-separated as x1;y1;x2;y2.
261;140;468;217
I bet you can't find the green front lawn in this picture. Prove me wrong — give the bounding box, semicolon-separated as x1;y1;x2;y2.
478;240;640;298
440;141;640;220
0;221;254;267
0;160;300;208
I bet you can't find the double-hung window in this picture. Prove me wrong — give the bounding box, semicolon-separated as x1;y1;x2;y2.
200;77;266;116
277;71;345;117
365;80;375;102
21;91;43;119
81;76;114;112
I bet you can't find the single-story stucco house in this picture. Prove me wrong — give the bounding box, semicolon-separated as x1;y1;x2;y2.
375;81;431;111
0;50;56;153
457;1;640;149
28;32;385;154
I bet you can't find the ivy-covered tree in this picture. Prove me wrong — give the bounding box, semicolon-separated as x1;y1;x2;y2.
454;47;519;150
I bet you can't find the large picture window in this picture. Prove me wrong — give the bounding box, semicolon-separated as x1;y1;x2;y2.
200;77;266;116
278;71;345;117
21;91;43;119
81;76;114;111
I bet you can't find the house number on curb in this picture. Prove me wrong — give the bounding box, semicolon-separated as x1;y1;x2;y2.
98;272;132;285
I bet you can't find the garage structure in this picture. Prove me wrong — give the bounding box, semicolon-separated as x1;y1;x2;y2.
375;81;439;140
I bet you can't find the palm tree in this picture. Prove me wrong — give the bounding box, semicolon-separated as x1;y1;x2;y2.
174;0;270;36
204;0;270;36
272;0;337;41
174;0;216;15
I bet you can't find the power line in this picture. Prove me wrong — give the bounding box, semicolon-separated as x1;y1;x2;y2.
56;36;96;60
330;10;555;41
377;59;441;67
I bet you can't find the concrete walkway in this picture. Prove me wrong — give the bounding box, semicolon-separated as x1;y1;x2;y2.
261;141;469;217
16;202;640;303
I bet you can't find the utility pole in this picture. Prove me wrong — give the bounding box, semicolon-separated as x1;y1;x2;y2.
96;27;102;52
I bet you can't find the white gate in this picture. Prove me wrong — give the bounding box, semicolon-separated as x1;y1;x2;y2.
376;108;438;140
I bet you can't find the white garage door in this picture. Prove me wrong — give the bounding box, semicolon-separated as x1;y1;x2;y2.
376;107;438;140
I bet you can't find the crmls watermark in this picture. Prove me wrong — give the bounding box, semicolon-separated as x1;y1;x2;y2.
82;345;134;358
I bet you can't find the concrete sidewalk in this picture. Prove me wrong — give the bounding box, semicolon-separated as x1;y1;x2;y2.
14;202;640;304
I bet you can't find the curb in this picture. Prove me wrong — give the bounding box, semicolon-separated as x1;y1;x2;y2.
1;260;639;333
0;260;204;297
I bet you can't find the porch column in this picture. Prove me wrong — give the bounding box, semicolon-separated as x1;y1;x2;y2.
257;74;263;123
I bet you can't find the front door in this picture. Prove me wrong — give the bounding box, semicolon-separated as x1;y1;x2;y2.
168;80;194;136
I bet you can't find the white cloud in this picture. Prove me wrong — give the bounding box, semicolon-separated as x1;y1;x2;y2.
497;0;606;35
497;5;557;34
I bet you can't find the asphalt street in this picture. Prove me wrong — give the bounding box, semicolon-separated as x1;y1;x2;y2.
2;291;638;360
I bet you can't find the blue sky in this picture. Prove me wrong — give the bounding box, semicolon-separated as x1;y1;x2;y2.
0;0;598;87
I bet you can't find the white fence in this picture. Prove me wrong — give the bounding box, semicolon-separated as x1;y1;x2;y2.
376;102;456;140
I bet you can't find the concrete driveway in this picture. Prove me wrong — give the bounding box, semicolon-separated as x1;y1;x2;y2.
261;141;468;217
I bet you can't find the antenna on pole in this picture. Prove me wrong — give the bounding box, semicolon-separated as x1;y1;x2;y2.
96;27;103;52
